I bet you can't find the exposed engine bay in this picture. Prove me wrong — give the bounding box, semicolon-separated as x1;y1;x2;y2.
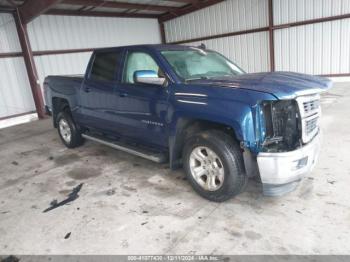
261;100;302;152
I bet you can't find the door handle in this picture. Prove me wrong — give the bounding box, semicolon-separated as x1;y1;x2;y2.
84;87;90;93
119;93;128;97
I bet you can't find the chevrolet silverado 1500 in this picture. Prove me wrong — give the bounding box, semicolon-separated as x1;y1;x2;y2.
44;44;331;202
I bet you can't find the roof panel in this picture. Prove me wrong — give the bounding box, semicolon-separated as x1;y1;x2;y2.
54;4;84;10
135;9;165;14
92;6;129;13
0;0;11;6
110;0;186;8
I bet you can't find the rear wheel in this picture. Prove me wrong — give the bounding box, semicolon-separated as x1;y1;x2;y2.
57;111;84;148
183;130;247;202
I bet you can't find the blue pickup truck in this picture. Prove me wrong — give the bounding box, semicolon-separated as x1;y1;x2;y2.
44;44;331;201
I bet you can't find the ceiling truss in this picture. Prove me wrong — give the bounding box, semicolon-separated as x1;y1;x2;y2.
2;0;224;23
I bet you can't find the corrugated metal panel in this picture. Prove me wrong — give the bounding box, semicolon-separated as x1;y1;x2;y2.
0;13;35;119
0;13;22;53
185;31;270;73
90;7;129;13
164;0;268;43
274;18;350;74
1;14;161;121
27;15;161;51
115;0;185;7
27;15;162;93
53;4;86;10
273;0;350;25
0;57;35;118
34;52;92;95
135;10;164;14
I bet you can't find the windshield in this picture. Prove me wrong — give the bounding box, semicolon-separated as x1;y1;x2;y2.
161;48;245;81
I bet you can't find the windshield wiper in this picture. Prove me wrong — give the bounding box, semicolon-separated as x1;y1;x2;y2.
185;76;210;82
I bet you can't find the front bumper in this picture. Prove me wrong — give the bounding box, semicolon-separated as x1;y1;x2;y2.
257;132;321;196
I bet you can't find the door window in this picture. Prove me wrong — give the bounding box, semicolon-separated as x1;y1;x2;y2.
90;51;121;81
123;52;161;84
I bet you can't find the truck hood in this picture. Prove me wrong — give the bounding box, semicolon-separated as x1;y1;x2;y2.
190;71;332;99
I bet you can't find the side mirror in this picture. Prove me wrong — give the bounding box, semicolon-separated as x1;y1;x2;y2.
133;70;166;86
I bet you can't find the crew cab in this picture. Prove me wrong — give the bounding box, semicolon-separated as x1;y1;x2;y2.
44;44;331;202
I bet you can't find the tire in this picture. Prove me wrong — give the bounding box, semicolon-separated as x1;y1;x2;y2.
183;130;248;202
56;111;84;148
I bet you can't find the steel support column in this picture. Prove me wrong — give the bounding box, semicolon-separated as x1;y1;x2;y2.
268;0;275;72
159;22;166;44
14;10;46;119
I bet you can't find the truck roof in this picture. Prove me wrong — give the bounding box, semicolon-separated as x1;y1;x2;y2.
93;44;200;53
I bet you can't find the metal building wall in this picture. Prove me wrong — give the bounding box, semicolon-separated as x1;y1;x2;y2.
273;0;350;74
163;0;350;76
273;0;350;24
184;31;270;73
0;13;35;119
164;0;270;73
1;14;161;121
34;52;92;94
164;0;268;43
27;15;162;89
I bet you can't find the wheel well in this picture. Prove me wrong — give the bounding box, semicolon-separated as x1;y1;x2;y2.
169;118;240;169
183;119;238;140
52;97;70;128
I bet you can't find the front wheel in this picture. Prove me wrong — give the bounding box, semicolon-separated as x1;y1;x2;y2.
183;130;247;202
57;111;84;148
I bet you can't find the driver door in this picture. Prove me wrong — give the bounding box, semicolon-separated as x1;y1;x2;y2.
115;49;169;148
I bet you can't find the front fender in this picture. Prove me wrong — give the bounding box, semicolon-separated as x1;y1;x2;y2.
167;96;259;169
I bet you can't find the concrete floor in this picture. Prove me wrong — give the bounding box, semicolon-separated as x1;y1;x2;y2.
0;83;349;255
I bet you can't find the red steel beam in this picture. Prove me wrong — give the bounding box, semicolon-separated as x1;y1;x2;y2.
62;0;176;12
273;13;350;30
159;22;166;44
319;73;350;77
0;51;22;58
159;0;224;22
18;0;63;24
268;0;275;71
0;5;15;12
33;47;95;56
46;9;158;19
13;11;46;119
167;27;269;44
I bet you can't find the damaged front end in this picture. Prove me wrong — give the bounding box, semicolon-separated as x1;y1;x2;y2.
260;99;302;152
255;94;322;196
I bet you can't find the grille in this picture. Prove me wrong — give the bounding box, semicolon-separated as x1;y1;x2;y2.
306;117;318;135
303;100;319;114
296;94;321;143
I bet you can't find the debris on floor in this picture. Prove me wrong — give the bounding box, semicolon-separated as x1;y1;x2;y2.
64;232;71;239
11;161;18;166
43;183;83;213
327;180;336;184
106;188;116;196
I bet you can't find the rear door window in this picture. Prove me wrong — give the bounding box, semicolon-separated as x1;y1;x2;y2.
90;51;122;81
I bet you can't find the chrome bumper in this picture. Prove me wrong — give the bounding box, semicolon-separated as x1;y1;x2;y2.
257;132;321;196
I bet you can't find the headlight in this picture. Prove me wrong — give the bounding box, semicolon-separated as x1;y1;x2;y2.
260;100;301;152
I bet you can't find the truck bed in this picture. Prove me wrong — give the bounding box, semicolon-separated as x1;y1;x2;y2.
44;75;84;114
44;75;84;95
